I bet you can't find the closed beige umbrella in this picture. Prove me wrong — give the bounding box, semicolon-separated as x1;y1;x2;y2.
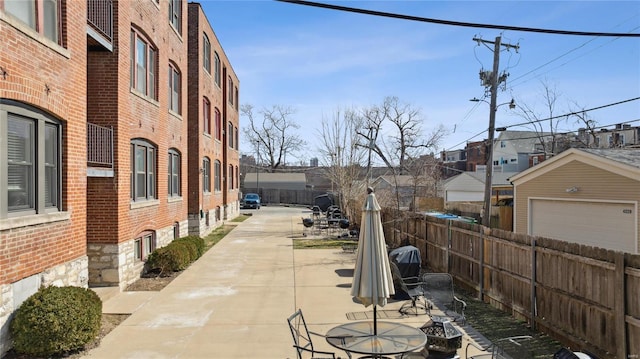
350;188;395;335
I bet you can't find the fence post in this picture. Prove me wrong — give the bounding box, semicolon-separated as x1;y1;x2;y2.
530;237;537;330
614;252;627;359
478;226;486;301
446;220;451;273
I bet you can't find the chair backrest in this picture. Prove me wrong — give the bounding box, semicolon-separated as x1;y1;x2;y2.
422;273;455;306
288;309;314;359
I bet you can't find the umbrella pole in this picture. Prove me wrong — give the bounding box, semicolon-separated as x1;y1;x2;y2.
373;305;377;335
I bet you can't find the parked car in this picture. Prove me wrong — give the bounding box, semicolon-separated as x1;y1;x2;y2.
242;193;261;209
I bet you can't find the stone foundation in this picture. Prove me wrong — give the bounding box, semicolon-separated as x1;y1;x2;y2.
0;256;88;357
87;220;188;289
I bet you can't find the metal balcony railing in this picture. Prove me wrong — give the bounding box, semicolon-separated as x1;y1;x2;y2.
87;0;113;43
87;123;113;168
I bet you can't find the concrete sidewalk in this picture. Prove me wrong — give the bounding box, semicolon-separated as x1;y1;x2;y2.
87;206;488;359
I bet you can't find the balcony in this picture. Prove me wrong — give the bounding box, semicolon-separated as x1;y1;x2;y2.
87;123;114;177
87;0;113;51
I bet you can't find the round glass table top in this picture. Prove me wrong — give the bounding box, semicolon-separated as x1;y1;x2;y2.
326;321;427;356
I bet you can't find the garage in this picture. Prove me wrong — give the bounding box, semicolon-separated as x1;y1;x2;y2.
530;199;637;253
510;148;640;254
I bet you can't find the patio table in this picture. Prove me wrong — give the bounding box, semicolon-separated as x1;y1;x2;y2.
326;320;427;358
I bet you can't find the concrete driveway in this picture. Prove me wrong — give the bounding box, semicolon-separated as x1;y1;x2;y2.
87;206;488;358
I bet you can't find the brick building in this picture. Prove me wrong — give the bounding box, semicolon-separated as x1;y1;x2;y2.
1;1;239;355
187;3;240;237
0;0;89;354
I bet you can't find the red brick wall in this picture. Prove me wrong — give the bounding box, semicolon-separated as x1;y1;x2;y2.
0;1;88;284
86;1;188;245
187;4;239;219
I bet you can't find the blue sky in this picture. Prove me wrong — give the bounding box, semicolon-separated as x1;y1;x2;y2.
199;1;640;163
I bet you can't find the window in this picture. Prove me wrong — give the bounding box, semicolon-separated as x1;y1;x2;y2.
500;141;506;148
228;77;234;105
203;34;211;73
131;139;156;201
214;107;221;140
532;157;539;166
134;232;156;261
131;30;157;99
173;222;180;239
234;126;239;150
168;0;181;34
3;0;61;44
214;160;221;191
214;52;221;87
1;101;61;218
202;157;210;192
235;87;239;110
203;98;211;135
235;166;239;190
229;165;234;189
168;149;180;197
228;122;234;148
168;63;181;114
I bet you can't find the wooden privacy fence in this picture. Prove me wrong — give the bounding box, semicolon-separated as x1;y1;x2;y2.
381;209;640;359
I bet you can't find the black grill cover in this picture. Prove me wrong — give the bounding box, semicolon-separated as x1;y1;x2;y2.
389;245;421;278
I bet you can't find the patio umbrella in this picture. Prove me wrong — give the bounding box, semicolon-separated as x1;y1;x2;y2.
350;188;395;335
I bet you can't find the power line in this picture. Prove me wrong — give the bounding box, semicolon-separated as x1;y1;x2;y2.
503;97;640;129
445;97;640;150
276;0;640;37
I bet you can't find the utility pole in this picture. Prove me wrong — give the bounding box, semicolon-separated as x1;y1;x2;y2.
473;35;519;228
473;35;519;302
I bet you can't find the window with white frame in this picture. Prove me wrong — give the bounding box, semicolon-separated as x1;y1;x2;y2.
214;107;221;140
131;30;157;100
214;160;221;191
131;139;156;201
203;34;211;74
203;97;211;135
3;0;62;45
168;0;181;34
168;63;181;114
202;157;210;192
168;149;180;197
134;231;156;261
214;52;221;87
1;101;61;218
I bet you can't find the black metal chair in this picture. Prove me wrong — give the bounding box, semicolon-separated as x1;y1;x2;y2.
390;262;429;316
287;309;351;359
422;272;467;324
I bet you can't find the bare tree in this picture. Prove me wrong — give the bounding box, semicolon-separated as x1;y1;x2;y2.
316;108;368;222
568;101;599;148
356;96;446;212
514;80;568;158
241;104;306;172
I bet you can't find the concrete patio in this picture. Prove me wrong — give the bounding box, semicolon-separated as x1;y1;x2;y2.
89;206;490;359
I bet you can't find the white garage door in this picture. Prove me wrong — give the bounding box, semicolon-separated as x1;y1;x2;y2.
446;191;484;202
530;199;637;253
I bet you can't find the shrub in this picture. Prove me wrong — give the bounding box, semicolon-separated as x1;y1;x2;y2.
146;243;191;275
175;236;205;259
10;286;102;357
181;235;205;258
173;239;198;262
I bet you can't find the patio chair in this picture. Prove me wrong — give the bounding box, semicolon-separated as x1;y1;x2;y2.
465;335;533;359
287;309;352;359
390;262;429;316
422;272;466;324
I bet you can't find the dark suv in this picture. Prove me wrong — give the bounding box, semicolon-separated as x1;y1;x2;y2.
242;193;261;209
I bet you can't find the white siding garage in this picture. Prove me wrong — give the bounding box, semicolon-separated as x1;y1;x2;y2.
530;198;637;253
